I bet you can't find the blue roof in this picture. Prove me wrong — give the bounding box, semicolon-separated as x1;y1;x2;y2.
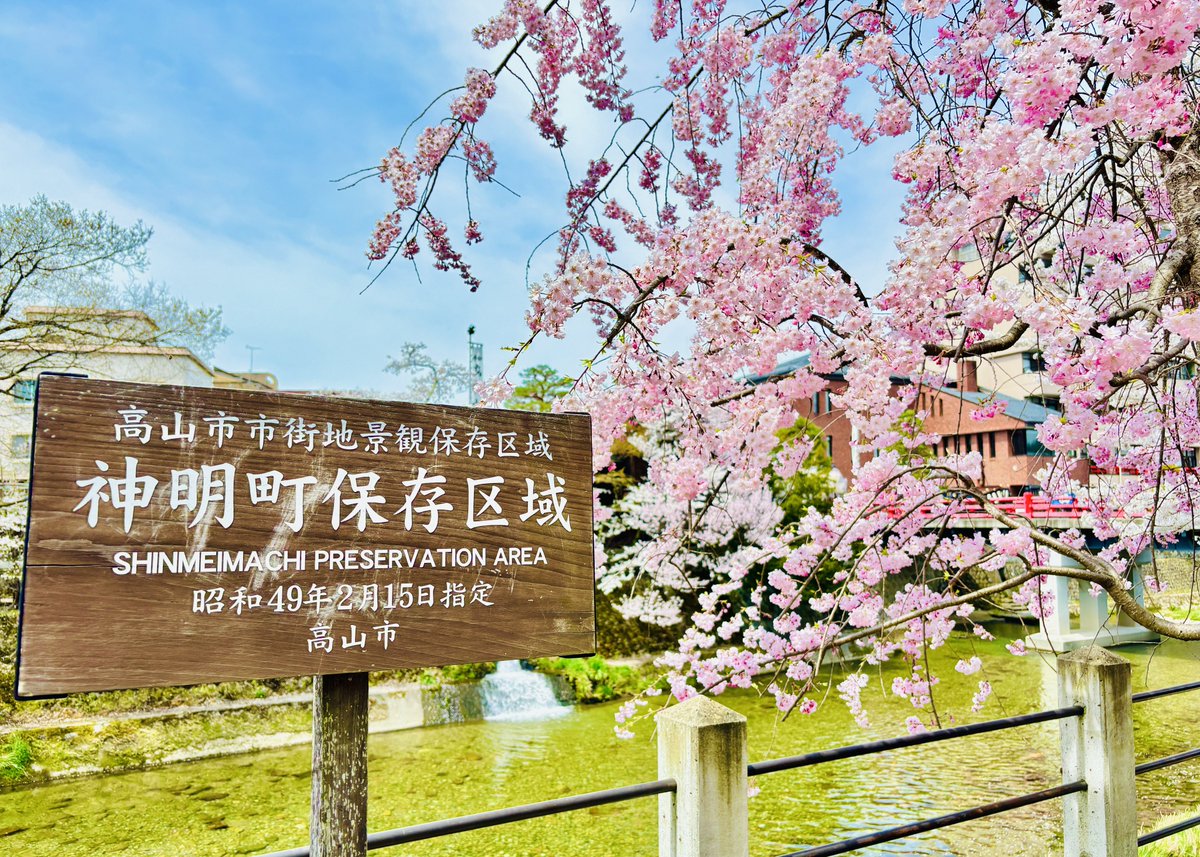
746;353;907;386
946;387;1061;425
745;353;812;385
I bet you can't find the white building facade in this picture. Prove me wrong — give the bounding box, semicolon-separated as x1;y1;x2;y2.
0;307;275;483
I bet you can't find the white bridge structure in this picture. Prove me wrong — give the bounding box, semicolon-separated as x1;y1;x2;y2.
913;493;1162;652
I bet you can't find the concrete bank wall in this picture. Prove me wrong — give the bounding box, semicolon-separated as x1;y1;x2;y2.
3;676;575;787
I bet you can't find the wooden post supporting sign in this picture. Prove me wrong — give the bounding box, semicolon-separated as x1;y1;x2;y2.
312;673;369;857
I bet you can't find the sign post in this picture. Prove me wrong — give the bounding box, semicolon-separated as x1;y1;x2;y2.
15;375;596;853
312;672;369;857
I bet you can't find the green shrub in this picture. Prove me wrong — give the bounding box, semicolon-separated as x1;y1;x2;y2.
0;734;33;781
530;656;661;703
442;661;496;682
418;662;496;685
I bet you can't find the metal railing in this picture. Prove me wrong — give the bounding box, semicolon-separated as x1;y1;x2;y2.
746;704;1083;777
767;678;1200;856
264;779;675;856
263;659;1200;857
908;492;1090;521
1133;680;1200;848
756;705;1086;856
780;781;1088;857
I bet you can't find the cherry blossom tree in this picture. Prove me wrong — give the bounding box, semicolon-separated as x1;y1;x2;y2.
366;0;1200;725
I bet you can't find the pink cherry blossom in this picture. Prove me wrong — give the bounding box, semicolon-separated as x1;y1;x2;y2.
368;0;1200;731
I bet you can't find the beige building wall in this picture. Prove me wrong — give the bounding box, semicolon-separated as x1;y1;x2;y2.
0;348;216;483
0;308;276;483
941;247;1062;404
971;334;1062;404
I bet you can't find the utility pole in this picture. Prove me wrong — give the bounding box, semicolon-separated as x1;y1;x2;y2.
467;325;483;405
246;344;262;373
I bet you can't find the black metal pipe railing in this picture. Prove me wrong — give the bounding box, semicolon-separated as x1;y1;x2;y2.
747;705;1083;778
1139;812;1200;846
778;780;1087;857
259;778;676;856
258;684;1200;857
1136;746;1200;776
1133;680;1200;704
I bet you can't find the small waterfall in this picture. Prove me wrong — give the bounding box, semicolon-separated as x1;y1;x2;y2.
480;661;570;721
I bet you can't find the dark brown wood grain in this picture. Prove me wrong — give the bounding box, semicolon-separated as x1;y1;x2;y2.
16;375;596;697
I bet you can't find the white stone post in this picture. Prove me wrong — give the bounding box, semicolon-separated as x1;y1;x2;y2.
657;695;749;857
1058;646;1137;857
1052;572;1075;637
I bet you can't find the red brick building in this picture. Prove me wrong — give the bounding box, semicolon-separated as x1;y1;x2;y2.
753;357;1078;494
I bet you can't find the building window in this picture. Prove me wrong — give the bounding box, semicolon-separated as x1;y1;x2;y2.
825;435;834;458
1012;428;1053;457
988;432;996;456
11;435;29;457
1022;352;1046;373
812;393;821;415
1027;394;1060;409
12;379;35;402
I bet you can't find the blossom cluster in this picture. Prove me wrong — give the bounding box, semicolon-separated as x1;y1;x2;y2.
372;0;1200;730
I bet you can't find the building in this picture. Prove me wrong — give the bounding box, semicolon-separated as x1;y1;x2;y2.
0;306;276;482
919;360;1089;494
752;352;1079;495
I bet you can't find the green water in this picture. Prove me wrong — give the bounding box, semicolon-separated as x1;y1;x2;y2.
3;636;1200;856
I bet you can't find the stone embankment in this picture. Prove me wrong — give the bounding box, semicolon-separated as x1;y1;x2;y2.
2;676;573;787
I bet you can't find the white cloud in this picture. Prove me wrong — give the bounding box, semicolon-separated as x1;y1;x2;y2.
0;121;559;396
0;2;906;402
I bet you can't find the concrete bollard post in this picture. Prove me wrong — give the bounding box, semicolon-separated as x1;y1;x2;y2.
657;695;749;857
1058;646;1137;857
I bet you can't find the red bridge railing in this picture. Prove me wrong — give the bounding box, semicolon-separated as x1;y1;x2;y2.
907;493;1088;520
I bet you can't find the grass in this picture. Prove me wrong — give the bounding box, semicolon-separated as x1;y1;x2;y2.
0;735;32;781
1159;603;1200;623
1141;810;1200;856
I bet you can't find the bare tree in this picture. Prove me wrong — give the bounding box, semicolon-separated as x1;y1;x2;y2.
0;196;228;392
384;341;471;404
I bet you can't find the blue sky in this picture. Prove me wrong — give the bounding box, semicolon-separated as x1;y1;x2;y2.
0;1;905;398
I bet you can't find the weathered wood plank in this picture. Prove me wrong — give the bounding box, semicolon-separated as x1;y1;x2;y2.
311;672;368;857
17;375;596;697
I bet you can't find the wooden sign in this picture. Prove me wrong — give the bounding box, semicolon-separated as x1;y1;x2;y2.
15;375;595;698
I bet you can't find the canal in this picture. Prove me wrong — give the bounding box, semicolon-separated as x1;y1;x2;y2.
3;635;1199;856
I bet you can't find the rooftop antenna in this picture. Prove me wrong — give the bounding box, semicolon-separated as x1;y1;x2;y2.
246;344;261;373
468;326;483;405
